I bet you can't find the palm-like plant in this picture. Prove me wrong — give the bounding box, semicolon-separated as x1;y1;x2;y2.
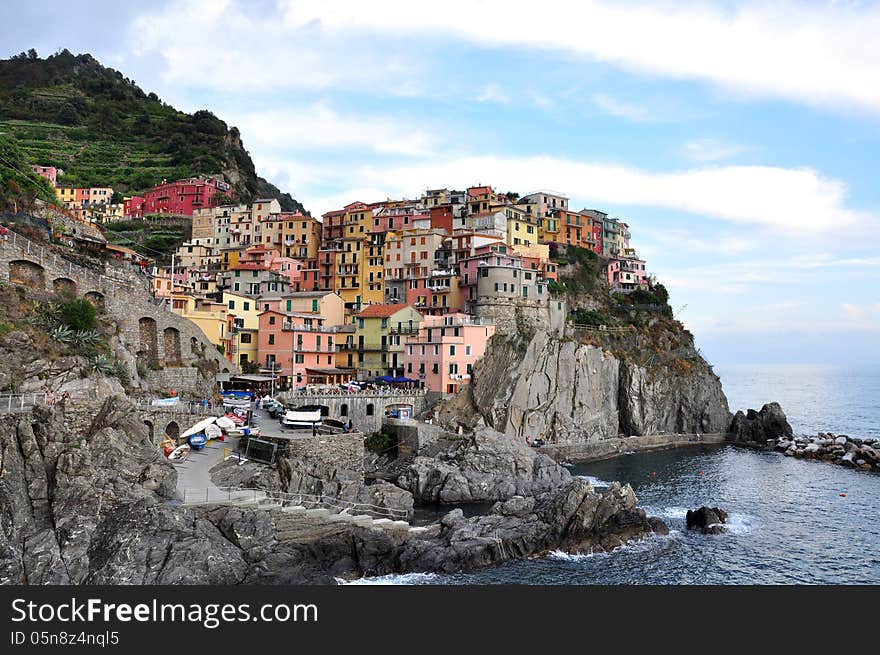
90;354;114;374
49;324;74;344
73;329;100;347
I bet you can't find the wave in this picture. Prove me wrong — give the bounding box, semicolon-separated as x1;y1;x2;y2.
547;531;678;562
641;506;756;535
575;475;611;487
338;572;443;586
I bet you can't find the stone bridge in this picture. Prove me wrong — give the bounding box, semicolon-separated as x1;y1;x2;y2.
0;228;235;394
276;390;431;434
137;403;224;445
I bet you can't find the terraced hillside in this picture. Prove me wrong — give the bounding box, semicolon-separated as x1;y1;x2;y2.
0;49;307;213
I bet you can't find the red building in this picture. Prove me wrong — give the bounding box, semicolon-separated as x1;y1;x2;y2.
32;165;59;186
124;196;145;218
140;176;232;216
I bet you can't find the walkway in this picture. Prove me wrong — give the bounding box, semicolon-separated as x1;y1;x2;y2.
173;434;242;504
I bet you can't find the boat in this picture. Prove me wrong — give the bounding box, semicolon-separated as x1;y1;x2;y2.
188;433;208;450
280;408;322;430
224;412;246;426
180;416;218;440
205;423;223;441
167;444;190;461
216;416;237;431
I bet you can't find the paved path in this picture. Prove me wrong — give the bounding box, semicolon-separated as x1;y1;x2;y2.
172;430;242;503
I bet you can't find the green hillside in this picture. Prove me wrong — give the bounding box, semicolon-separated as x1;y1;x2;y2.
0;49;307;213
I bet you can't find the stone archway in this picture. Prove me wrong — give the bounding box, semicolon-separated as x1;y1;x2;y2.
9;260;45;288
163;327;182;366
138;317;158;368
164;421;180;440
143;420;154;442
190;336;200;356
340;403;348;417
52;277;77;296
84;291;105;309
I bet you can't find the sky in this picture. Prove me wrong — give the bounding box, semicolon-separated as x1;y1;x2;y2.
1;0;878;366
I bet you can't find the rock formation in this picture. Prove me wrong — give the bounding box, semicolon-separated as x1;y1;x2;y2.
454;328;731;458
685;506;728;534
729;402;793;446
396;426;571;504
774;433;879;471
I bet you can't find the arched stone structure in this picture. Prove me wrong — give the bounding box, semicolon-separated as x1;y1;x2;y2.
138;317;159;368
8;260;45;288
52;277;77;296
163;327;182;366
164;420;180;439
84;290;105;308
340;403;348;417
143;419;154;442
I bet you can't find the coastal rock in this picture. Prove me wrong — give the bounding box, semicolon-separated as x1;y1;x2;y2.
729;402;793;446
686;506;728;534
397;426;571;504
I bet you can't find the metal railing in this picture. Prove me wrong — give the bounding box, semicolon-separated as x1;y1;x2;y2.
0;393;48;413
179;486;409;520
282;388;427;398
568;323;634;334
134;398;223;414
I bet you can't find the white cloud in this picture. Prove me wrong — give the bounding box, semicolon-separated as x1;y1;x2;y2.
683;138;748;163
233;104;437;156
592;92;653;122
477;84;510;105
300;154;872;234
302;1;880;114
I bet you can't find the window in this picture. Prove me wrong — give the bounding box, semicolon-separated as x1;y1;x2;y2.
465;345;472;356
295;354;304;364
449;363;458;374
243;301;250;311
268;334;275;345
269;315;276;325
312;299;319;312
366;403;374;416
240;333;252;344
449;345;456;356
228;300;235;310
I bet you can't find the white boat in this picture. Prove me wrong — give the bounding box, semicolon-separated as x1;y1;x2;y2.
216;416;237;431
167;444;190;461
281;409;322;429
180;416;218;440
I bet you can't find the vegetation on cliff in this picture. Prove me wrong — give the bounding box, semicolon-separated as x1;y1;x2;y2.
0;49;307;212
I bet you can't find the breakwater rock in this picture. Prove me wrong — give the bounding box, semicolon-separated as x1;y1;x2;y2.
729;402;793;446
776;433;879;472
685;506;728;534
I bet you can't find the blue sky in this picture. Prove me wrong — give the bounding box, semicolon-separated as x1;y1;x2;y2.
2;0;879;366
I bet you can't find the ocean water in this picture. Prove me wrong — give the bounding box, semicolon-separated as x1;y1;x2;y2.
346;364;880;585
717;364;879;439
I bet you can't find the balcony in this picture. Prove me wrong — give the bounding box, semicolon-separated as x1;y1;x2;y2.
282;322;337;333
389;326;420;335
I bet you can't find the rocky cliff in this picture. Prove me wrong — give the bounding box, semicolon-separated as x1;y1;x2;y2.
454;324;731;459
0;397;668;584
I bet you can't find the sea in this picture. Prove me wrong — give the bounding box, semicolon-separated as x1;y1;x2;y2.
346;364;880;585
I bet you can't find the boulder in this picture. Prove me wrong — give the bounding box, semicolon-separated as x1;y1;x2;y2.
729;402;793;446
685;506;728;534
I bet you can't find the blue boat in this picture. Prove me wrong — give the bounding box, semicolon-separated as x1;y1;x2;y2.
188;433;208;450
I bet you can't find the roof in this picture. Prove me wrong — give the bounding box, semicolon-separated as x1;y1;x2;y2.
356;303;412;318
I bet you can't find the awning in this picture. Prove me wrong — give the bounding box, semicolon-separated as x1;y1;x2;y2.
305;367;354;375
231;374;276;383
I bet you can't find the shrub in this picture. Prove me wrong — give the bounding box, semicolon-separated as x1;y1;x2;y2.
58;298;97;332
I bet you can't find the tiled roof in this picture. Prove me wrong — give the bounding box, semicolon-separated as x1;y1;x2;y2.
356;303;411;318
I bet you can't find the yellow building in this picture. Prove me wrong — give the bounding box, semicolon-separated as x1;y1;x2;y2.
503;204;539;247
222;292;262;366
354;304;423;379
362;236;385;306
172;295;229;355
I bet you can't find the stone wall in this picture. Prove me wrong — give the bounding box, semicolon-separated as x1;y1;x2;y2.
473;297;567;337
0;228;235;396
285;433;365;473
276;391;429;434
383;419;446;457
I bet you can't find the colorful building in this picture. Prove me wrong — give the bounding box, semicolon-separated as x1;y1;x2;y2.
403;314;496;394
354;304;424;380
141;176;233;216
257;310;344;388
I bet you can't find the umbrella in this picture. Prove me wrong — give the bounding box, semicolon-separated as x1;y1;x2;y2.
392;376;413;383
377;375;394;383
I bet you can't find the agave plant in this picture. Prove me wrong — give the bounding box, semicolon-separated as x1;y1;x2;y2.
73;329;101;347
90;354;114;375
49;324;74;344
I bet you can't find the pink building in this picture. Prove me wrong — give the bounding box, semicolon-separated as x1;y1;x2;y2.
257;310;347;389
403;313;496;394
124;196;145;218
457;242;520;304
238;245;303;288
607;256;648;292
32;165;59;186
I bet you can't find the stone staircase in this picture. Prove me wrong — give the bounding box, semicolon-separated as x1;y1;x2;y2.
180;487;434;538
